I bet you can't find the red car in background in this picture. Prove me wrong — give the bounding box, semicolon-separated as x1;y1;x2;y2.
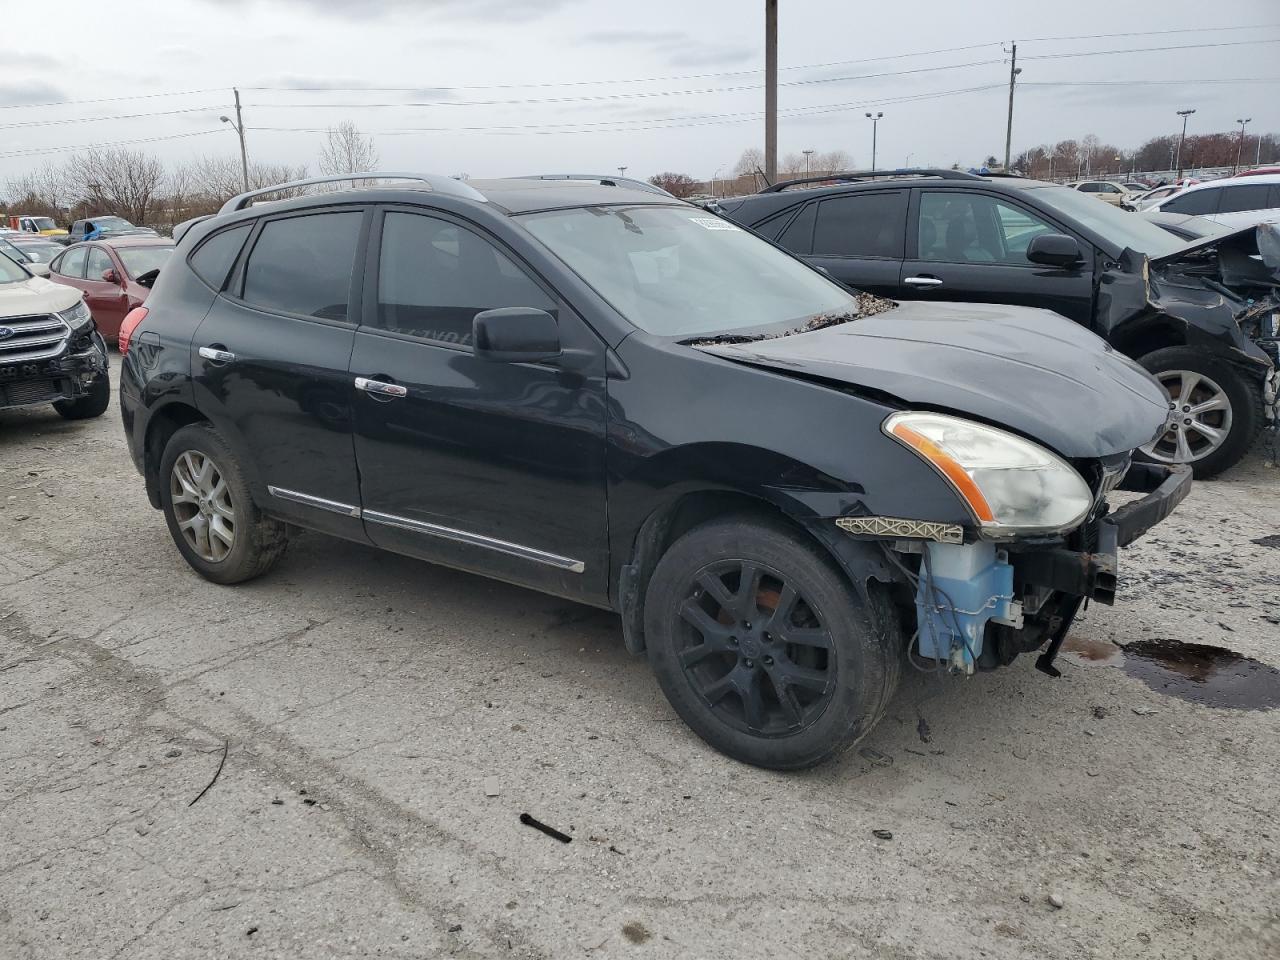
48;237;174;342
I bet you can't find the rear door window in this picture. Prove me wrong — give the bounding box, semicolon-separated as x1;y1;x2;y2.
375;211;554;348
812;192;906;259
241;211;363;321
1164;188;1220;216
86;247;113;280
1218;183;1273;214
190;224;251;291
56;247;87;278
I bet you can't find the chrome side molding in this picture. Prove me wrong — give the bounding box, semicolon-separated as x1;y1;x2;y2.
363;509;585;573
267;485;362;518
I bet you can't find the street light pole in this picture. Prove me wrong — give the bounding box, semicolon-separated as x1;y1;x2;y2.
1175;108;1195;181
1003;42;1020;171
220;89;250;193
617;166;628;178
1235;117;1252;174
865;112;883;171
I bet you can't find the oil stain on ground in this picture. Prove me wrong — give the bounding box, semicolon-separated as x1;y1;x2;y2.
1062;635;1280;711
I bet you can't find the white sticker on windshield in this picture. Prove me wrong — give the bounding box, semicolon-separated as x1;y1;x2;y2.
688;217;740;231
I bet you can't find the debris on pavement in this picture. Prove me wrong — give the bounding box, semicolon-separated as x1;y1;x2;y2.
1048;893;1065;909
483;776;500;797
519;812;573;844
859;747;893;767
872;829;893;840
187;740;229;808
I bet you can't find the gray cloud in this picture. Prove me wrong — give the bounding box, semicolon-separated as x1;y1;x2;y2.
0;50;57;69
206;0;575;21
580;28;757;71
0;82;70;106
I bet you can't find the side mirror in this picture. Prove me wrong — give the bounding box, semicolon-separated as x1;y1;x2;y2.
1027;233;1083;268
473;307;561;363
102;268;120;284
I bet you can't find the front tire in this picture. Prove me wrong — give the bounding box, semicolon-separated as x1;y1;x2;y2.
159;423;288;584
643;516;902;770
1136;347;1263;479
53;372;110;420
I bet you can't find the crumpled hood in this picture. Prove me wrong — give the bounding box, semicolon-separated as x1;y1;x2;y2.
699;300;1168;458
0;275;81;316
1149;221;1280;288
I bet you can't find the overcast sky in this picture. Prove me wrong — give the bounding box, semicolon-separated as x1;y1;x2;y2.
1;0;1276;183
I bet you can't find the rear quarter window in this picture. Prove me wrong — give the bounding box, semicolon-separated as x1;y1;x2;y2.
190;224;251;291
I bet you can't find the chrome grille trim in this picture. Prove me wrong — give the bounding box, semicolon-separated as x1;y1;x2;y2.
0;314;70;364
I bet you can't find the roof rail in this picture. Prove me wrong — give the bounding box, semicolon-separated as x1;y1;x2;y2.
759;168;984;193
510;174;675;197
217;172;486;216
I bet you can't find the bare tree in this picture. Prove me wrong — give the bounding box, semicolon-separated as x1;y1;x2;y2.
65;149;166;225
319;121;379;177
647;172;698;198
4;163;70;220
733;147;765;178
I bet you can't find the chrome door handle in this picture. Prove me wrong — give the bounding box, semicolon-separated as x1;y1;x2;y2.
355;376;407;398
198;346;236;362
903;276;944;287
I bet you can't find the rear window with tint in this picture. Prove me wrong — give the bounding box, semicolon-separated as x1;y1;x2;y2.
1164;188;1220;216
1217;183;1273;214
812;192;906;259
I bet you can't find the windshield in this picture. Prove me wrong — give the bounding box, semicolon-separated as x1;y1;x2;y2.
13;240;63;262
1034;185;1186;257
30;217;57;231
117;245;173;278
0;239;31;263
95;217;133;230
519;205;856;336
0;251;30;283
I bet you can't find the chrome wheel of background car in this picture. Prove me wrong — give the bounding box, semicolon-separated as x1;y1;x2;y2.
676;560;836;737
169;451;235;562
1142;370;1234;464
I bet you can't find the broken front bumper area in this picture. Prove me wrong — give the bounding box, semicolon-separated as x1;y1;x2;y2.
0;331;107;409
1012;461;1192;606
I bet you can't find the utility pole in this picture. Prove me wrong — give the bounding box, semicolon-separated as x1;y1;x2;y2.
221;89;250;193
617;166;627;177
1175;108;1195;181
802;149;814;175
764;0;777;185
865;112;883;171
1003;42;1020;171
1234;117;1252;174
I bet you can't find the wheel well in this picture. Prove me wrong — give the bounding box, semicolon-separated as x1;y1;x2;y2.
1111;320;1186;360
143;403;208;508
617;490;839;656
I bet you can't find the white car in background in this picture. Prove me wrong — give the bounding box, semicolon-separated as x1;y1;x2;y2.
1066;180;1133;206
1142;174;1280;230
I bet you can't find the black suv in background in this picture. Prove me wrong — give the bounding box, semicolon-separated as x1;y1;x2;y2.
119;173;1188;770
717;170;1278;478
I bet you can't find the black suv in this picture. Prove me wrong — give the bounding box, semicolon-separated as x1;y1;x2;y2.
120;173;1189;769
717;170;1279;478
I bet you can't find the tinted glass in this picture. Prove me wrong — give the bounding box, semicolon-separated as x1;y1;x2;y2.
377;212;553;346
918;192;1056;265
752;211;792;241
191;225;250;289
117;246;174;278
1078;183;1101;193
777;202;816;255
86;247;114;279
812;192;905;258
242;212;362;320
1218;183;1273;214
1164;188;1220;216
1033;185;1184;257
58;247;87;278
521;205;856;338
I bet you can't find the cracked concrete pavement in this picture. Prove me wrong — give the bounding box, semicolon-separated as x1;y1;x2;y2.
2;356;1278;959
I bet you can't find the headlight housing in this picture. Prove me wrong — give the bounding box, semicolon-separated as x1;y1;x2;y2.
884;411;1092;536
57;299;93;332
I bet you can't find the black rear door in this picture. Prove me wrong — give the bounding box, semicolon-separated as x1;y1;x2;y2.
190;206;369;541
900;189;1094;324
797;191;907;297
349;206;610;601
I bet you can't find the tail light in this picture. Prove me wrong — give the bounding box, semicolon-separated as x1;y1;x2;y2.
118;306;148;355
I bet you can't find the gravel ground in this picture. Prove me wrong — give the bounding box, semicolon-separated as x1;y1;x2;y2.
2;356;1278;959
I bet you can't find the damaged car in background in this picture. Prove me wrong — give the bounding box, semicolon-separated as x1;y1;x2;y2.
717;170;1277;477
122;174;1189;770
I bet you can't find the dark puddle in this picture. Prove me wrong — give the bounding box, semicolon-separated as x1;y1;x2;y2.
1061;636;1280;711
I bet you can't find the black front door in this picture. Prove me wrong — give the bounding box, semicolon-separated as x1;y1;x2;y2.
349;208;610;601
900;190;1094;324
190;206;369;541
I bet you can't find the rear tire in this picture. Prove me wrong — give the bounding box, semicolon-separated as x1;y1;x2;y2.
643;515;903;770
1136;347;1263;479
159;423;288;584
53;371;110;420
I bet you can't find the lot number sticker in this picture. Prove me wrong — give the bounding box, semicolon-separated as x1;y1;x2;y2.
688;217;740;231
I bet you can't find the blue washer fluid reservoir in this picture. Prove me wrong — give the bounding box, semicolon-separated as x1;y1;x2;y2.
914;541;1021;674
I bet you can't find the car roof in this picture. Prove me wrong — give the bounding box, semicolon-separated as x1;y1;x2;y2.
100;236;172;248
1179;174;1280;193
467;178;680;213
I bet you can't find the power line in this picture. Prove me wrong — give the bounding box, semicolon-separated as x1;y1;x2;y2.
1022;37;1280;60
0;129;225;160
0;88;229;111
1021;78;1280;87
1019;23;1279;42
0;106;223;131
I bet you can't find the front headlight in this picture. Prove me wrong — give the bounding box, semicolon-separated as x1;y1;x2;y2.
884;411;1092;536
57;299;93;332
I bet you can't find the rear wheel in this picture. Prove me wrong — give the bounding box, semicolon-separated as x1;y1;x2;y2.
643;516;902;769
53;371;110;420
159;423;288;584
1136;347;1263;479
